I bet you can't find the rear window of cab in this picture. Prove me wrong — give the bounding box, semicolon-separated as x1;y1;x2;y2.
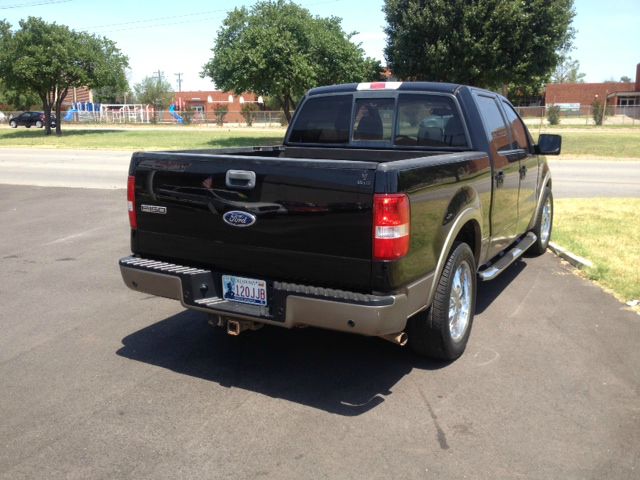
288;93;468;148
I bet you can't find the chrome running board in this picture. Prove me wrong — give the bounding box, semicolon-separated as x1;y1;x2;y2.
478;232;537;281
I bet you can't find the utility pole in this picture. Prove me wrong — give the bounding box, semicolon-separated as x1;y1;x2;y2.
153;70;164;124
174;72;183;92
154;69;164;85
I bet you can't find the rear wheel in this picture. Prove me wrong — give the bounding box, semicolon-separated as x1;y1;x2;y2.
9;120;16;128
408;242;476;360
529;188;553;256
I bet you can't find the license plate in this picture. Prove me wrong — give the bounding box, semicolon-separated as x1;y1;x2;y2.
221;275;268;306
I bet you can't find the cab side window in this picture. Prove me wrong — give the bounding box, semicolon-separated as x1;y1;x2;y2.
475;95;510;151
502;102;530;151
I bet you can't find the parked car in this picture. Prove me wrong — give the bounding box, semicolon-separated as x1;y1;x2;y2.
119;81;561;360
9;111;56;128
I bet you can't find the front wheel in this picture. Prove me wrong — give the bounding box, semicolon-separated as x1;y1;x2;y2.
408;242;477;360
35;120;43;128
9;120;17;128
529;188;553;256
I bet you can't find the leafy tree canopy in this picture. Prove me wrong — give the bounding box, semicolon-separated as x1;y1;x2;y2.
384;0;575;91
0;17;128;135
202;0;383;121
619;75;632;83
132;76;174;108
551;54;585;83
0;79;39;110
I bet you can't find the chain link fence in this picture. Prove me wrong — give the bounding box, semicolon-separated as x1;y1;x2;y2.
0;109;288;127
516;105;640;127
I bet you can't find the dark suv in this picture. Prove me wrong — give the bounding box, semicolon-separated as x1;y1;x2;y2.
9;112;56;129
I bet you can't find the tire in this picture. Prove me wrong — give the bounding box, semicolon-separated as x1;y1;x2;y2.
25;125;31;128
528;188;553;256
9;120;16;128
35;120;43;128
408;242;477;360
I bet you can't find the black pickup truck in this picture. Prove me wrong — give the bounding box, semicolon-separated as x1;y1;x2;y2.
119;81;561;360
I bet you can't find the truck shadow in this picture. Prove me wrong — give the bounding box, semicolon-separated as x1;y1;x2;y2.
476;258;527;313
116;310;447;416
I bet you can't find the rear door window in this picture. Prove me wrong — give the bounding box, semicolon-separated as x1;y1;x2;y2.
395;94;468;147
288;95;352;144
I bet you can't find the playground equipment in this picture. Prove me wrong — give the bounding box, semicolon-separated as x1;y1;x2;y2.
169;104;184;124
64;102;152;123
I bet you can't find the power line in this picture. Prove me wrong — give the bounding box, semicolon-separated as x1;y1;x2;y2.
86;0;343;34
0;0;73;9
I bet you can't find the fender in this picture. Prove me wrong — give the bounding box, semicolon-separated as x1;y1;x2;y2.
527;170;552;231
425;206;483;308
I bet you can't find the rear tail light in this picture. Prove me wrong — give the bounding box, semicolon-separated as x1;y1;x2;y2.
127;175;137;229
373;193;410;260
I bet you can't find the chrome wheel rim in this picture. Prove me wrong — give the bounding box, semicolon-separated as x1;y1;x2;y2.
540;197;552;245
448;260;473;342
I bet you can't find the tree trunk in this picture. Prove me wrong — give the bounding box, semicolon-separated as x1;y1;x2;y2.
282;95;291;124
55;87;68;136
43;99;53;136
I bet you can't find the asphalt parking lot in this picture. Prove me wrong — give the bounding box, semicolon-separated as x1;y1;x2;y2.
1;184;639;479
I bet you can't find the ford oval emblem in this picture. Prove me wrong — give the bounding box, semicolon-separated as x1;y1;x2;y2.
223;210;256;227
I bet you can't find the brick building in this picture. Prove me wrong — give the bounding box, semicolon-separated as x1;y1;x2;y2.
545;63;639;107
174;91;261;123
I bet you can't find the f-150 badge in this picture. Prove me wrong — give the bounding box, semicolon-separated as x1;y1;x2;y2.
223;210;256;227
141;204;167;214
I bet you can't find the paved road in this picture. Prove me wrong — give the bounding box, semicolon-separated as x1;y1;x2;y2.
0;149;639;197
549;159;640;198
0;184;638;479
0;148;130;189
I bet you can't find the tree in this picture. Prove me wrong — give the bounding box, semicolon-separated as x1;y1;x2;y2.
551;55;585;83
202;0;383;122
93;83;132;104
132;76;174;108
383;0;575;91
0;80;40;110
0;17;128;135
620;76;632;83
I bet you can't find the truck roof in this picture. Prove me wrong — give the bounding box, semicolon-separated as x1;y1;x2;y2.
307;81;464;96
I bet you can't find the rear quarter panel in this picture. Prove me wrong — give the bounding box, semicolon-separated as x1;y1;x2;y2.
373;152;492;292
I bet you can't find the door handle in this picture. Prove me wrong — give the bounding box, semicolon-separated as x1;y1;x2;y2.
225;170;256;190
495;170;505;187
519;165;527;179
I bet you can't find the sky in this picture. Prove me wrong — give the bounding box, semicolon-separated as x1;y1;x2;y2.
0;0;637;92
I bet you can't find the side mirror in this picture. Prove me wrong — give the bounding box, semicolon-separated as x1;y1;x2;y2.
535;134;562;155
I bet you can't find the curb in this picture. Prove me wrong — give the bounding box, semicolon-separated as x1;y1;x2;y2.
548;242;594;269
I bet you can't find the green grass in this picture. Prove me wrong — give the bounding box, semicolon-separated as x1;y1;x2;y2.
1;125;639;159
536;130;640;158
0;127;285;151
553;198;640;302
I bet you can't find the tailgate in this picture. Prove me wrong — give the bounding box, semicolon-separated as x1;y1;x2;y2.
130;152;378;292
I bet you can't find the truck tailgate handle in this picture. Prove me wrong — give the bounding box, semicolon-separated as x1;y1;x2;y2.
226;170;256;190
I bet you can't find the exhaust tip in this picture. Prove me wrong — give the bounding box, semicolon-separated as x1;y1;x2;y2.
380;331;408;346
227;320;241;336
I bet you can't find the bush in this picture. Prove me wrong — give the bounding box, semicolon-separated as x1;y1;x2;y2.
546;105;561;125
241;103;259;126
213;104;228;126
592;98;605;126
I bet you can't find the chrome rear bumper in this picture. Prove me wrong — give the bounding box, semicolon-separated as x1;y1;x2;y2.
119;256;411;336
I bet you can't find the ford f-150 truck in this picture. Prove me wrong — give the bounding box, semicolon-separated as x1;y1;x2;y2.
119;81;561;360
